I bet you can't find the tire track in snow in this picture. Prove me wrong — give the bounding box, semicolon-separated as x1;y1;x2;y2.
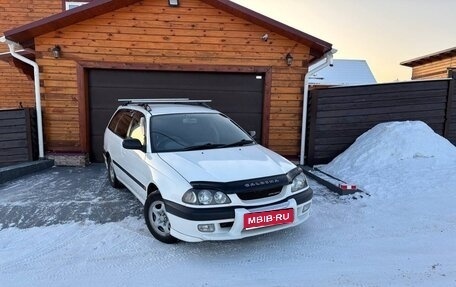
0;222;92;275
0;165;142;230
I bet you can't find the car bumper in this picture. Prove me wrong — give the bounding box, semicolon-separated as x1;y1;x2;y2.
164;188;313;242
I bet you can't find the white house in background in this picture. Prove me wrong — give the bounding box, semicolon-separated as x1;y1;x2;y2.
309;59;376;87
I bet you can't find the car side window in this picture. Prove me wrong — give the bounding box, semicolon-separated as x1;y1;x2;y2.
108;109;132;139
127;112;146;146
108;110;123;132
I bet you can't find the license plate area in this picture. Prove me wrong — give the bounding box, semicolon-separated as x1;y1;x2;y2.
243;208;294;230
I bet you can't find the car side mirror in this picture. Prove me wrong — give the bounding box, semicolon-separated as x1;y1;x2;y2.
249;131;257;138
123;138;143;150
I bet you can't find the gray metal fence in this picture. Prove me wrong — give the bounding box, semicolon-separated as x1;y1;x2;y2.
307;78;456;165
0;108;37;166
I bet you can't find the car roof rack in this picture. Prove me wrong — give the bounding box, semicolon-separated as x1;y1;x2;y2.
118;98;212;109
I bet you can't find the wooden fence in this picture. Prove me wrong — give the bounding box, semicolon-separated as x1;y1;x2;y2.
307;78;456;165
0;108;37;166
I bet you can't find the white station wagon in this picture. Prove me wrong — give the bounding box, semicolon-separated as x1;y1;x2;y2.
103;99;313;243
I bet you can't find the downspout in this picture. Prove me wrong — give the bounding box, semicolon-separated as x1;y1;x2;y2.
300;49;336;166
0;36;45;159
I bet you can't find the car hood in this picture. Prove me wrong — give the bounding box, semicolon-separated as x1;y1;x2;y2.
158;145;296;183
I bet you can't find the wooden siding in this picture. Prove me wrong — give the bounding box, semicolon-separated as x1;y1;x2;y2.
0;0;62;109
0;61;36;108
0;0;62;35
411;56;456;80
0;108;37;166
307;79;455;165
34;0;310;155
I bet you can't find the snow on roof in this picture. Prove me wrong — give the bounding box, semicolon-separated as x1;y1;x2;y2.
309;59;377;86
322;121;456;194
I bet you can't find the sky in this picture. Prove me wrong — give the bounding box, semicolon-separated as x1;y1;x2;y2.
231;0;456;83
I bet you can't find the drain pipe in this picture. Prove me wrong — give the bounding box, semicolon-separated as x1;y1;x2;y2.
300;49;336;166
0;36;45;159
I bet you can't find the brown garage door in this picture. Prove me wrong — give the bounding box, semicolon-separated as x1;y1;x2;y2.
88;69;265;162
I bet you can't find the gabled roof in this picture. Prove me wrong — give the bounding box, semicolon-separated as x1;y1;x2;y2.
309;59;376;86
401;46;456;67
3;0;332;62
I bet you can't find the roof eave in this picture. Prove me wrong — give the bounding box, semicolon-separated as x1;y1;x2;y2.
401;46;456;67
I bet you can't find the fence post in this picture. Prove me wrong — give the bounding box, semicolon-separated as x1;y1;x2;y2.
444;70;455;138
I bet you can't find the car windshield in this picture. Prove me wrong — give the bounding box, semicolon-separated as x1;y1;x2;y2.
150;113;255;152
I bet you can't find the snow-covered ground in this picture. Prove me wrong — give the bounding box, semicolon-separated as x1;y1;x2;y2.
1;121;455;287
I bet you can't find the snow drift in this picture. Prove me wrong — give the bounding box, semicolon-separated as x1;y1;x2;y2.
322;121;456;194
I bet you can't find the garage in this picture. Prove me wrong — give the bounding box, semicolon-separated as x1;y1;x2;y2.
88;69;265;162
2;0;333;165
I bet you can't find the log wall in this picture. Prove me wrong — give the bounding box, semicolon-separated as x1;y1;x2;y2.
0;0;62;109
411;56;456;80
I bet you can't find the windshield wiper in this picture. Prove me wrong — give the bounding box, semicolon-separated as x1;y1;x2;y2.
222;139;255;148
183;143;226;151
183;140;254;151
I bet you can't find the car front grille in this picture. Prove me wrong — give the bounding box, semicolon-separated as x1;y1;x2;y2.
236;187;283;201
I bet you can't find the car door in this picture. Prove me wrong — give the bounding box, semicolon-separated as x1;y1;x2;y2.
107;109;133;184
120;110;149;202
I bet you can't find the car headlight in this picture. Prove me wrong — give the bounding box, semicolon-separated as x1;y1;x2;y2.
198;190;213;205
182;189;231;205
291;172;308;192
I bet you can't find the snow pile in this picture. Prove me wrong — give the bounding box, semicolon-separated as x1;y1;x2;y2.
322;121;456;194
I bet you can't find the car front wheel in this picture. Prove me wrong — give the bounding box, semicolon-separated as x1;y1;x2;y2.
144;192;178;244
